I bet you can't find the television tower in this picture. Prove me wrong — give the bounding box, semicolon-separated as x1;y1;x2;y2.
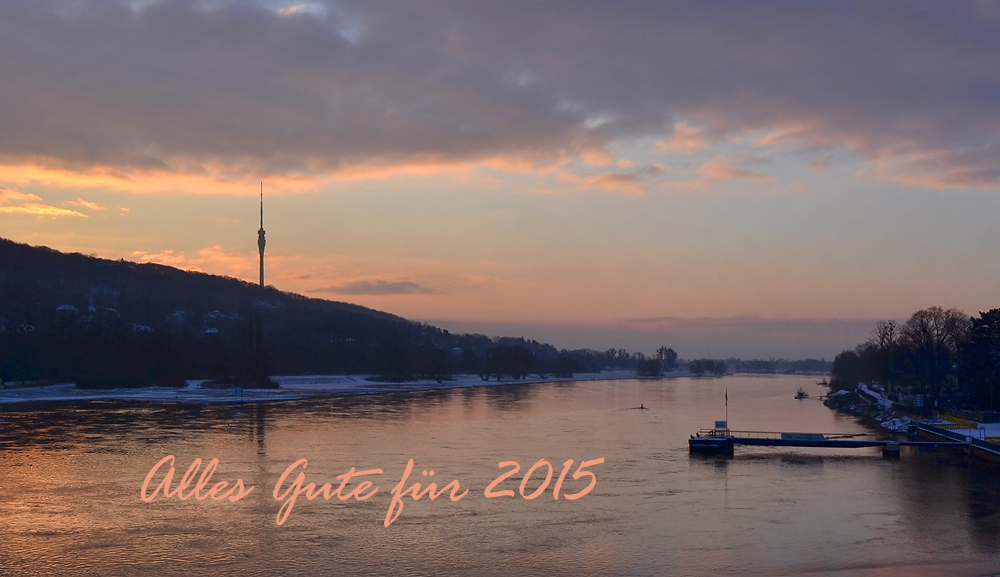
257;183;265;288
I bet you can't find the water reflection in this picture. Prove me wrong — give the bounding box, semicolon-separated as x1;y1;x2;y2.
481;382;539;411
0;376;998;576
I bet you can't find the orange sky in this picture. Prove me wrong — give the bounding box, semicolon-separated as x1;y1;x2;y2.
2;1;999;357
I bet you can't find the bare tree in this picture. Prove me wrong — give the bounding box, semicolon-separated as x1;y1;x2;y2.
657;346;678;372
900;307;970;401
869;320;897;393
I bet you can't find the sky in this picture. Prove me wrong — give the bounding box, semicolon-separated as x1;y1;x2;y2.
2;0;999;359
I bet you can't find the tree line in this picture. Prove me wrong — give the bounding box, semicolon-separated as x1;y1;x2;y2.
1;239;837;389
0;238;688;388
830;306;1000;411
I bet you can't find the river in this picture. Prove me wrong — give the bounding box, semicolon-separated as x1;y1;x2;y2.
1;375;998;576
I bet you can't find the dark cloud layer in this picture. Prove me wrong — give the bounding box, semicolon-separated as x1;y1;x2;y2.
309;280;432;295
438;317;878;359
2;1;998;185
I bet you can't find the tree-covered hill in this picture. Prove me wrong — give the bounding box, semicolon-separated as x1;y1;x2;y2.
0;237;601;387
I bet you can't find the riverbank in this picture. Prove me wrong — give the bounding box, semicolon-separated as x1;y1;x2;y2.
823;383;915;433
0;370;697;407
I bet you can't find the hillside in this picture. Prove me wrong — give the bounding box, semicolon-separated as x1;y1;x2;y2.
0;238;570;387
0;237;403;324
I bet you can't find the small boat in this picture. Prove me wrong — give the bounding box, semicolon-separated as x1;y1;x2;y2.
795;387;808;399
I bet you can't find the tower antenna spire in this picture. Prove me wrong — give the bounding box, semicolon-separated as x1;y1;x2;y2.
257;182;266;288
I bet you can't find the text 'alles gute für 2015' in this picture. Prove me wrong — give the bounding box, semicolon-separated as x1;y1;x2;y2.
141;456;605;527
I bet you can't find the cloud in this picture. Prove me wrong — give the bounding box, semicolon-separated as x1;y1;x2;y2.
809;157;830;172
276;4;323;18
551;162;669;194
62;197;105;211
625;315;843;328
0;189;42;205
0;187;86;217
587;172;644;194
438;317;878;358
129;245;257;276
618;315;878;356
130;248;190;267
862;144;1000;190
309;280;434;295
655;123;707;154
0;1;998;189
701;162;769;181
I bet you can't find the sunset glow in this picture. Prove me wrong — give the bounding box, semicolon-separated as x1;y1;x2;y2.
3;1;1000;357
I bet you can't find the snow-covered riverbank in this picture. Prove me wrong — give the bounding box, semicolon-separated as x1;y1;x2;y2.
823;383;915;432
0;370;694;407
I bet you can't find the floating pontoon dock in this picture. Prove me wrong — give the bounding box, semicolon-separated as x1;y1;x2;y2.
689;427;965;456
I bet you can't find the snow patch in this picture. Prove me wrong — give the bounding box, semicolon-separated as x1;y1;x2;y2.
858;383;893;410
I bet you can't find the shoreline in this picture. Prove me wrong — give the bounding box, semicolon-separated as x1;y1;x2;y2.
823;384;915;433
0;370;700;409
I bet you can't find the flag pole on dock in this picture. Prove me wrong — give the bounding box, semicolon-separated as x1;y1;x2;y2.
725;389;728;430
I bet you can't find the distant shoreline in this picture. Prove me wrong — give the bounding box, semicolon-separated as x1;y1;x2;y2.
0;371;831;409
0;370;699;408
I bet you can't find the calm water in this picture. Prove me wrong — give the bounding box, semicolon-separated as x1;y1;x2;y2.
1;375;999;576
